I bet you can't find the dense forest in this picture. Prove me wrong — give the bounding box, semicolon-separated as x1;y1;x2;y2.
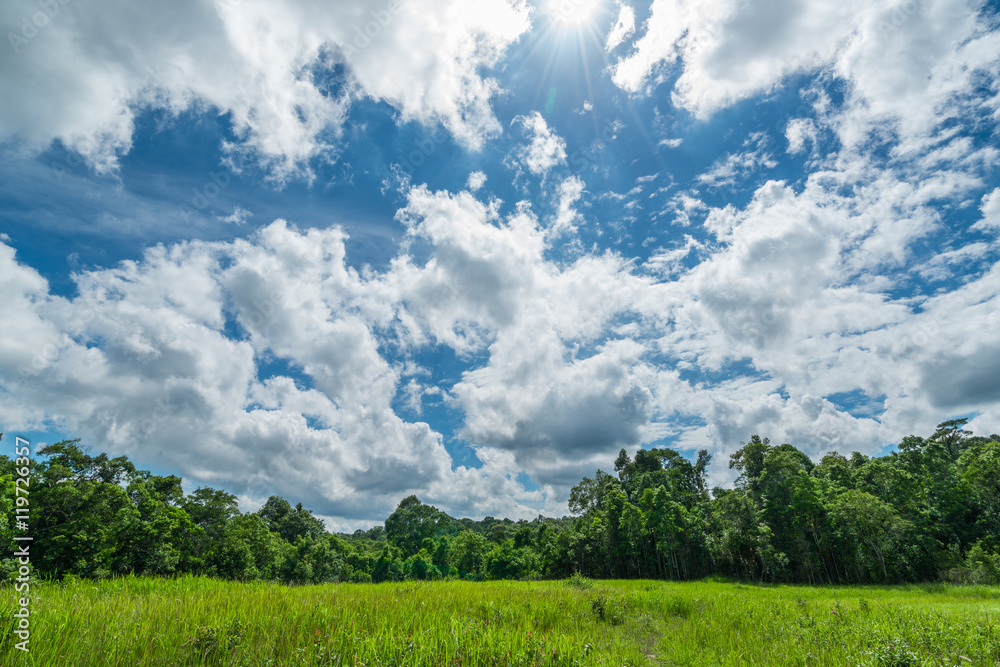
2;419;998;586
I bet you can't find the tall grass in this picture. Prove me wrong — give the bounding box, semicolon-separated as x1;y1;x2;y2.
2;577;999;666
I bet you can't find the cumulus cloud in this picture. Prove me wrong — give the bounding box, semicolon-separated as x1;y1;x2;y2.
646;157;1000;466
785;118;817;154
513;112;567;175
3;153;1000;522
2;0;999;526
974;188;1000;231
466;170;488;191
0;179;649;523
606;2;636;51
0;0;530;181
0;216;546;527
611;0;1000;153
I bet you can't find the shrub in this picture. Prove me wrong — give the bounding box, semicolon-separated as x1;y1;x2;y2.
942;543;1000;585
565;571;592;589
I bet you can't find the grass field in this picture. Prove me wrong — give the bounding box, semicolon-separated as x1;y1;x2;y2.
3;576;1000;666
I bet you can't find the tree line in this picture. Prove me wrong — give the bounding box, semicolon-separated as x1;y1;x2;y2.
1;419;997;585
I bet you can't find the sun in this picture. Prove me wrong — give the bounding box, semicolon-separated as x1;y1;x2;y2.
547;0;603;27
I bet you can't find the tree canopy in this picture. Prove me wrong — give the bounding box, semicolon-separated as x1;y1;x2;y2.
1;420;997;586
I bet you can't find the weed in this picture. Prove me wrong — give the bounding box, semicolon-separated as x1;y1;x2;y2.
867;640;921;667
566;572;593;590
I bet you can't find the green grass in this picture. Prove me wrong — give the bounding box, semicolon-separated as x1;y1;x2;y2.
3;577;1000;666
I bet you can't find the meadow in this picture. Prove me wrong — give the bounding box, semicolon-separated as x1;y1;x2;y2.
3;577;1000;666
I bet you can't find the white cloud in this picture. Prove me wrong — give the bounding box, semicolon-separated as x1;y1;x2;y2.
0;0;530;181
0;216;548;525
218;206;253;225
696;132;776;187
2;154;1000;522
606;2;636;51
611;0;999;155
454;337;654;484
552;176;584;236
974;188;1000;231
646;161;1000;464
666;193;707;227
644;234;701;277
513;111;567;175
785;118;817;154
389;186;549;353
917;242;992;282
466;170;487;191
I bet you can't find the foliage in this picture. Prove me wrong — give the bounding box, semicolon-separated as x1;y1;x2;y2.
4;420;998;587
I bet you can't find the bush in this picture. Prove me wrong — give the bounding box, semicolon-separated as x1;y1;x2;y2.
350;570;373;584
866;641;920;667
589;593;627;625
566;571;592;589
942;543;1000;585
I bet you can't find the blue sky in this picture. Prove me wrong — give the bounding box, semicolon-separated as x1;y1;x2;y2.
1;0;998;529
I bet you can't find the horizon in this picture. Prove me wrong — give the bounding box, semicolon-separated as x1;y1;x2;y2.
1;0;999;532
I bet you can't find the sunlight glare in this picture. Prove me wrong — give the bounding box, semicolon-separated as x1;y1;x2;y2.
548;0;602;27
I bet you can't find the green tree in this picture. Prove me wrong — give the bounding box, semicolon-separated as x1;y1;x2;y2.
452;530;488;577
384;496;446;557
619;501;648;577
257;496;327;544
513;524;533;549
181;487;241;574
707;490;782;582
371;544;403;582
828;489;910;582
755;445;827;583
729;435;771;492
568;470;612;516
229;513;289;580
115;473;197;575
404;548;440;580
484;542;535;580
958;440;1000;550
31;441;137;577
